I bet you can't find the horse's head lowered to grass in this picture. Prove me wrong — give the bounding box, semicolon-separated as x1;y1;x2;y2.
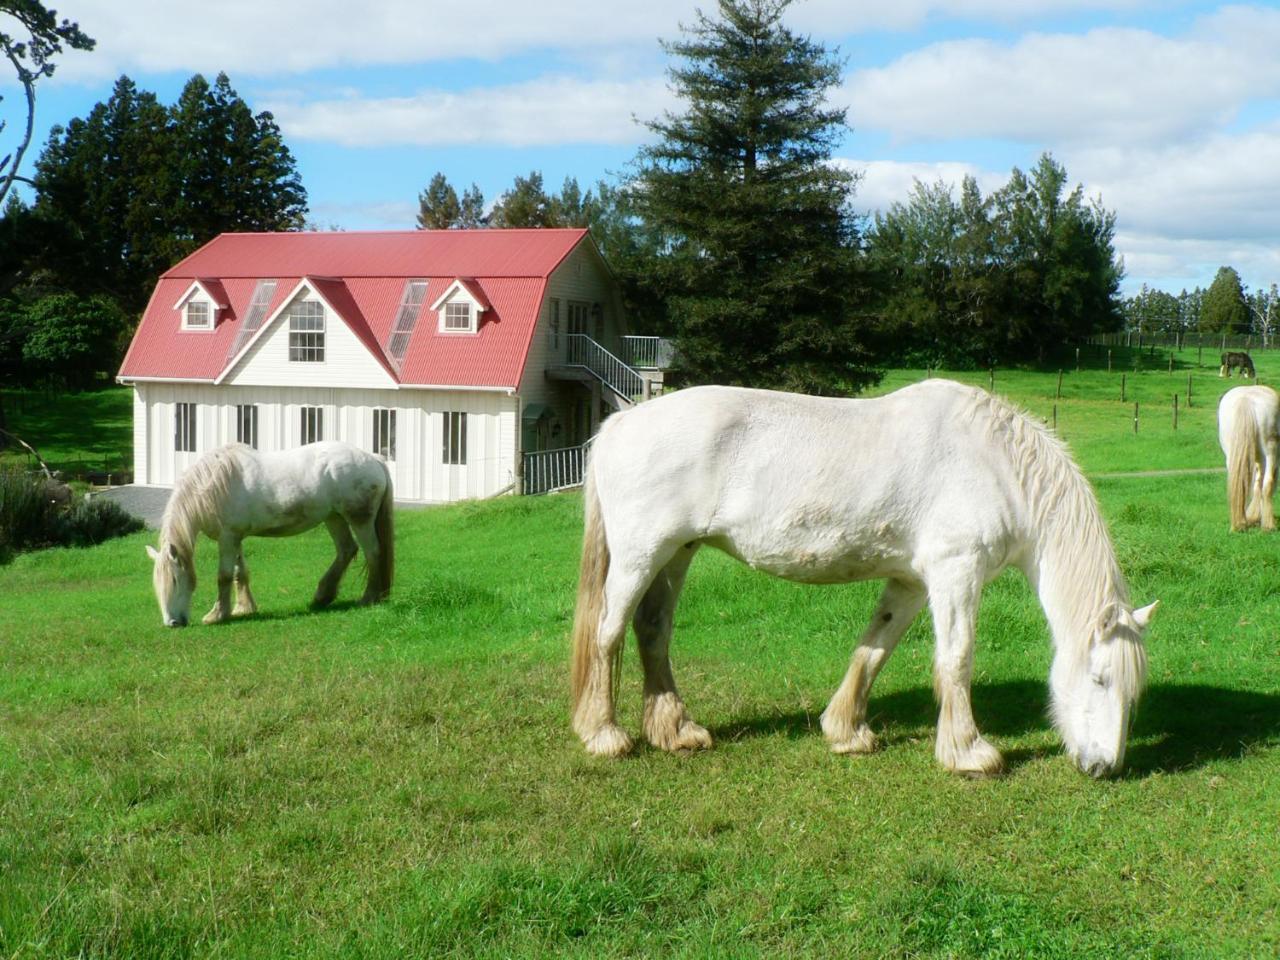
1050;600;1158;778
146;540;195;627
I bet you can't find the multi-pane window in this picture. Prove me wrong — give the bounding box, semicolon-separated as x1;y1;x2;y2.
184;300;211;329
388;280;428;362
236;404;258;449
372;408;396;460
442;411;467;465
548;298;560;350
443;301;472;332
175;402;197;452
300;406;323;445
288;300;325;362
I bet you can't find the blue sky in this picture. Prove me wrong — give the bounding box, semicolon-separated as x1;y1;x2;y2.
5;0;1280;295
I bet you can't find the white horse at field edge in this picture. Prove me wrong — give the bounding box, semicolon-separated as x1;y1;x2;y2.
147;441;394;626
1218;385;1280;532
571;380;1157;778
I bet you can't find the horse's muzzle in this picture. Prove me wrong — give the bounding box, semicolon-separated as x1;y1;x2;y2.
165;615;189;627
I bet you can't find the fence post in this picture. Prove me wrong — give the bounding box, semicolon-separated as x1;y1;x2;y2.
989;367;995;392
1134;402;1139;434
1187;373;1193;408
1075;347;1080;371
1057;369;1063;400
1121;373;1127;402
1052;403;1058;432
1173;394;1178;430
1168;354;1173;374
1107;349;1112;373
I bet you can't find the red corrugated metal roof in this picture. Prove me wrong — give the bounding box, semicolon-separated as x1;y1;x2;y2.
120;229;590;389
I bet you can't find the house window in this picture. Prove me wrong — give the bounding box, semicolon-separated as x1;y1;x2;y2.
442;411;467;465
184;300;211;329
443;301;473;333
548;298;560;350
372;408;396;460
236;404;258;449
175;402;197;452
300;406;323;445
288;300;325;362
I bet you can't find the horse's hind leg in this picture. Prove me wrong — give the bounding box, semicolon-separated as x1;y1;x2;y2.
821;578;926;755
313;516;357;608
348;515;387;604
636;545;711;753
575;559;664;758
1262;436;1278;531
232;547;257;616
928;561;1003;776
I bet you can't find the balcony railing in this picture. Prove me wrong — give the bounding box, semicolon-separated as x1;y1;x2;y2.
620;336;676;369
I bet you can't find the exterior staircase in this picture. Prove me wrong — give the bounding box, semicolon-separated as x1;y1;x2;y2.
524;335;673;494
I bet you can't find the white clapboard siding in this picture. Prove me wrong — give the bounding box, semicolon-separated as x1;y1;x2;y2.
132;386;149;485
224;292;397;391
134;383;518;502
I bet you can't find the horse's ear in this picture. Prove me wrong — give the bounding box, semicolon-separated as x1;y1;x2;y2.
145;544;160;561
1132;600;1160;630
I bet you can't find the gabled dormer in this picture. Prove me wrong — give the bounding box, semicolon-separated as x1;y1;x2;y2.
431;278;491;335
173;279;229;331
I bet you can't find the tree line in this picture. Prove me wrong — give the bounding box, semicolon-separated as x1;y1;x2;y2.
3;0;1143;398
1122;267;1278;340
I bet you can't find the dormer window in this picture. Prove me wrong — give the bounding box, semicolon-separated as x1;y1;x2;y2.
431;278;488;334
184;300;211;329
443;301;473;333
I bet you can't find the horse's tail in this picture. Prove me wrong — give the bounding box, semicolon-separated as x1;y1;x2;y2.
371;462;395;599
1227;409;1259;531
570;455;613;726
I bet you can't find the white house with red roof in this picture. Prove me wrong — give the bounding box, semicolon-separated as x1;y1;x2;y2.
117;228;663;502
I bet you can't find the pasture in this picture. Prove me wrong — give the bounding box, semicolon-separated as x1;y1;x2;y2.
2;354;1279;958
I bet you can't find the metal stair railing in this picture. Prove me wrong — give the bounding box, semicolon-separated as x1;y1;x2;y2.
566;334;646;403
522;442;590;495
620;336;676;369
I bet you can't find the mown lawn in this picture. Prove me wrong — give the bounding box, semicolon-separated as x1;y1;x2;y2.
1;353;1278;958
1;387;134;478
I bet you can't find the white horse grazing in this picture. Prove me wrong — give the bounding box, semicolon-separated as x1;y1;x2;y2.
1218;385;1280;532
146;441;394;627
571;380;1157;778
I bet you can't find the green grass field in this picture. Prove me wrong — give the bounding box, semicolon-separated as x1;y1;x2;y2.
1;351;1278;958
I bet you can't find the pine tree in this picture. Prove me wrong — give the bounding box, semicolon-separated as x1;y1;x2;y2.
626;0;871;393
417;172;461;229
1201;266;1249;335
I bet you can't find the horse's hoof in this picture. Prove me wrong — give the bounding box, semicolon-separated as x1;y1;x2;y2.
828;724;878;755
202;610;229;625
583;724;633;757
650;720;713;753
937;736;1005;777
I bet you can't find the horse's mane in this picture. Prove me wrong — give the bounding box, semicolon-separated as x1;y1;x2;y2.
160;444;252;559
958;388;1144;698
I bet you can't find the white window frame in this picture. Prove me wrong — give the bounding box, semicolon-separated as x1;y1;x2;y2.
442;411;467;465
183;300;213;330
175;402;197;452
372;408;396;461
235;404;258;449
300;406;324;445
288;300;326;362
441;300;474;334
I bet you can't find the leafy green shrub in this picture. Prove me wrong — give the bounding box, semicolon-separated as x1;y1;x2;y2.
0;467;142;561
0;467;59;555
52;497;144;547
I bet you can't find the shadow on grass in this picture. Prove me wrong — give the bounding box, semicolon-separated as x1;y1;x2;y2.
708;679;1280;776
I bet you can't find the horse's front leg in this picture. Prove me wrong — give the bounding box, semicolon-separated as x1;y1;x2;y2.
203;536;238;625
822;578;927;755
233;547;257;616
928;561;1003;776
636;546;711;753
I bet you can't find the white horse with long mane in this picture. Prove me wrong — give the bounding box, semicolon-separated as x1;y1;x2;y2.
147;441;394;627
1218;384;1280;532
571;380;1156;778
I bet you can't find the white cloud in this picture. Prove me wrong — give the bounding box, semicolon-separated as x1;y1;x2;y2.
838;158;1008;216
266;76;672;147
844;12;1280;148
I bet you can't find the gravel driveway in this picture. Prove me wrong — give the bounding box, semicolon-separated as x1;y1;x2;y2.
92;485;172;528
